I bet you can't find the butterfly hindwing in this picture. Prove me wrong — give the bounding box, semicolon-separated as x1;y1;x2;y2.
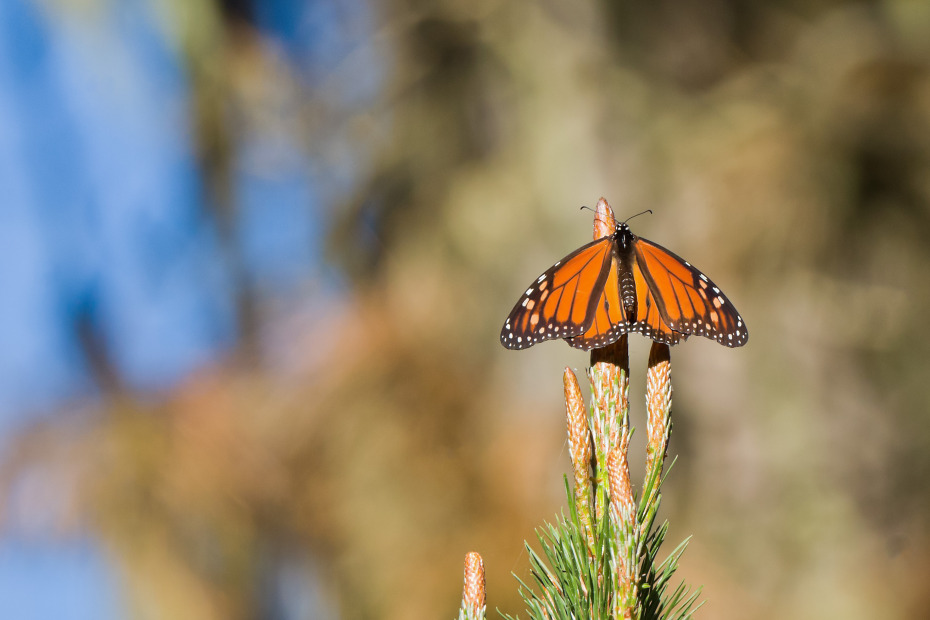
628;255;687;346
565;254;633;350
500;237;614;350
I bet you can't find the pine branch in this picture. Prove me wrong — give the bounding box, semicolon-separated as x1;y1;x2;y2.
499;336;700;620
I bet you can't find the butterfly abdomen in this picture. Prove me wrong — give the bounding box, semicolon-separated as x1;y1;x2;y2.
619;269;636;315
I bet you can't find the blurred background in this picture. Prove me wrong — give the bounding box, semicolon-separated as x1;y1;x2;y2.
1;0;929;618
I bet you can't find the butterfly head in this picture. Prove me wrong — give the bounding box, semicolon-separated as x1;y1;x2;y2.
614;221;635;252
613;209;651;252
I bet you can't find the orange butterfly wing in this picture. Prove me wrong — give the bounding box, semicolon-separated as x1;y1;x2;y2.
633;238;748;347
566;237;749;350
500;237;614;349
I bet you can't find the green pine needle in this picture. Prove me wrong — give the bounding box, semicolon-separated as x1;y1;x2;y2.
503;470;700;619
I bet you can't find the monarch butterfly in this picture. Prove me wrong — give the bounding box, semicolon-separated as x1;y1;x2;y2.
500;198;748;350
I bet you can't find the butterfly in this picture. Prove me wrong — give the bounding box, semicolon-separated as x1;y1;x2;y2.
500;199;748;351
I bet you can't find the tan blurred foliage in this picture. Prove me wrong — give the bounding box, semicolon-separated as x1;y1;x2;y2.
5;0;930;618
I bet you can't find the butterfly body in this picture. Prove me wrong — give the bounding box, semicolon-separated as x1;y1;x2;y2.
612;223;638;317
500;203;748;351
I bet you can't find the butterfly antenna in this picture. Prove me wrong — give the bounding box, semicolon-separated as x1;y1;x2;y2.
579;205;612;228
622;209;653;224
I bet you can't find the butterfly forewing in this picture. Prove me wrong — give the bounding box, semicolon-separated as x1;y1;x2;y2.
500;237;614;349
633;239;748;347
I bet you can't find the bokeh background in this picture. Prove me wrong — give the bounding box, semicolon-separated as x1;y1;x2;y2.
1;0;929;618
